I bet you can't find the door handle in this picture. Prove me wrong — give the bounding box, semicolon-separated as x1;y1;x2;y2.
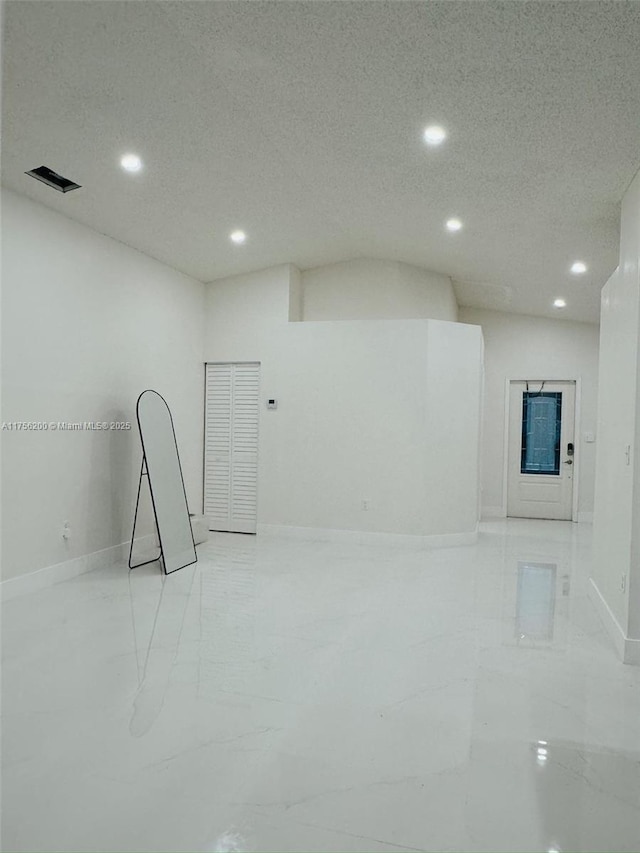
564;459;573;465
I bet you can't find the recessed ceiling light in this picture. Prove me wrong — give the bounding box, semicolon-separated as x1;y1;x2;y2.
120;154;143;173
230;230;246;244
570;261;587;274
423;125;447;147
446;218;463;232
554;298;567;308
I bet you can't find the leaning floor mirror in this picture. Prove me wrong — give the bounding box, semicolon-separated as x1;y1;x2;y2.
129;390;197;575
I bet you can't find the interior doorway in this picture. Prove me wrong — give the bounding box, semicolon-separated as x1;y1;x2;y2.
507;380;576;520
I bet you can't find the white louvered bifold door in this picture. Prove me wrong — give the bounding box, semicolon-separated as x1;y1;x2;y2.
204;363;259;533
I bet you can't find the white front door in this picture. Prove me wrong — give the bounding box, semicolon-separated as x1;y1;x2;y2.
507;380;575;520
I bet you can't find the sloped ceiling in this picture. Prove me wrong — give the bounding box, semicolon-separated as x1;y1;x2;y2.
3;1;640;322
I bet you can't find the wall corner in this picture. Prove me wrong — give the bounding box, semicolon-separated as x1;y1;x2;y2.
288;264;303;322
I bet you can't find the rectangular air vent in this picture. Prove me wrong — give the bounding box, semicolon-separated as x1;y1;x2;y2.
25;166;81;193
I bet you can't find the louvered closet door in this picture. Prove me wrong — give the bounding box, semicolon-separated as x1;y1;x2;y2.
204;363;260;533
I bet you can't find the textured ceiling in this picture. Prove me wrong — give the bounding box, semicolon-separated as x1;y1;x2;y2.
3;1;640;323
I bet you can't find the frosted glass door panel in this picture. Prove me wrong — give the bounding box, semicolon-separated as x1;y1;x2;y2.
521;392;562;475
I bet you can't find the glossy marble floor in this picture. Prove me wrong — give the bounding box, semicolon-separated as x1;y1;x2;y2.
2;520;639;852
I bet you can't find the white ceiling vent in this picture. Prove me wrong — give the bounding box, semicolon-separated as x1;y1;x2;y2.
25;165;81;193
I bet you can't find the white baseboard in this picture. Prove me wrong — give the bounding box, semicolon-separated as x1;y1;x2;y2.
588;577;639;666
257;524;478;549
577;512;594;523
1;534;157;602
481;506;506;519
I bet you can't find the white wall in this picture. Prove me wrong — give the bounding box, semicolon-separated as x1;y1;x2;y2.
302;258;458;322
205;266;482;539
1;189;205;581
458;307;599;520
591;168;640;663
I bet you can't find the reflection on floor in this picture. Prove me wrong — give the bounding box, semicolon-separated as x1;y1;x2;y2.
2;520;639;852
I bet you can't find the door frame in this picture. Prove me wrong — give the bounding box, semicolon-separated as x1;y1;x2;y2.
502;377;582;522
